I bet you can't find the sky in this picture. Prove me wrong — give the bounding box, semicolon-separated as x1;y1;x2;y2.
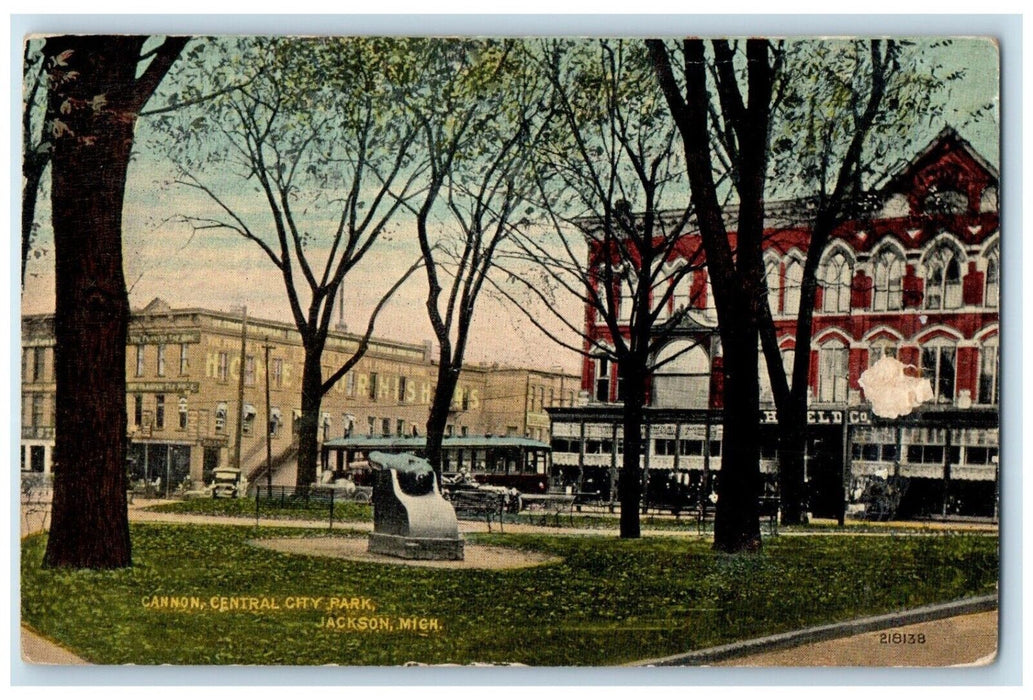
19;36;1000;375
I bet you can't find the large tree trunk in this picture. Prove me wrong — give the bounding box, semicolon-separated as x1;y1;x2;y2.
425;361;459;476
713;322;763;552
294;347;324;488
619;363;646;539
777;405;809;525
39;36;186;569
42;38;142;569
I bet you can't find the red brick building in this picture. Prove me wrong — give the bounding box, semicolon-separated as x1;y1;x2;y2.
549;128;1000;519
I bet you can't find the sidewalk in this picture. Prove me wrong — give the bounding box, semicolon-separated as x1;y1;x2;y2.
712;610;997;667
20;626;88;665
632;595;998;667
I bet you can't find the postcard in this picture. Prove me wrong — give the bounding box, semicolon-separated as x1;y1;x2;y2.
19;33;1000;669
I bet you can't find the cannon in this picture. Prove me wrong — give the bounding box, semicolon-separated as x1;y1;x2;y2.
366;451;464;561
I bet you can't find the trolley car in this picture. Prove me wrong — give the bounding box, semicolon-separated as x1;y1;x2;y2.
320;435;553;494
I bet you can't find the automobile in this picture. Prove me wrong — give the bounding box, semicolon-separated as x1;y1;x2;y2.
210;468;242;499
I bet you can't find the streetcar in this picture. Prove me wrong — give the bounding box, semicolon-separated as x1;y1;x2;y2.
320;435;553;494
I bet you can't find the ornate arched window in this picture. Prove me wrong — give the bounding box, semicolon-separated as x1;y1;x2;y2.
652;341;711;409
985;245;999;308
617;270;637;323
765;258;781;315
868;337;899;366
670;267;693;316
924;247;962;310
872;249;904;311
783;257;803;317
821;251;852;313
817;338;849;403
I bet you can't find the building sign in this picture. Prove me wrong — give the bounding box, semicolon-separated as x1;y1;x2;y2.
128;331;201;345
127;382;200;394
759;409;872;425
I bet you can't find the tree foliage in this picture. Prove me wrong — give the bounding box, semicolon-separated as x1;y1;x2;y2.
153;37;423;487
496;39;709;538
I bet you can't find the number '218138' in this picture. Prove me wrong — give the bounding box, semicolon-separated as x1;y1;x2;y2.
879;631;926;644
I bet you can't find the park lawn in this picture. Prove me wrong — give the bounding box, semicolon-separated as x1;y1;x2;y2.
22;524;997;666
146;498;994;535
146;497;372;522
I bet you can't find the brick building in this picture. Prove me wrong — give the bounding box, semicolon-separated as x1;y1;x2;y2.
20;298;577;492
549;128;1000;519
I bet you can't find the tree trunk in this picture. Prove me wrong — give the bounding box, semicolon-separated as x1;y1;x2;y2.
294;348;324;488
619;363;646;539
425;362;459;476
713;322;763;552
777;398;809;525
42;40;142;569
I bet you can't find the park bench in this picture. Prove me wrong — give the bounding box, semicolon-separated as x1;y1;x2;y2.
521;493;576;527
447;489;506;533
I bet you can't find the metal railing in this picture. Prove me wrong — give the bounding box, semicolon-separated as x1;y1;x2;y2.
252;484;371;529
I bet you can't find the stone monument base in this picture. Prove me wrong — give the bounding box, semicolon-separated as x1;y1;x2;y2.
368;532;464;561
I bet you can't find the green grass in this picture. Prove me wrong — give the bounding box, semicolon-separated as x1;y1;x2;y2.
146;497;372;523
21;524;997;666
146;497;993;536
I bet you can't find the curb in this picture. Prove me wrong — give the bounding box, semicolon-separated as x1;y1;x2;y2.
629;593;998;667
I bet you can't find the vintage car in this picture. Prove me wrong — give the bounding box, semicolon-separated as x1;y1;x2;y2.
210;468;242;499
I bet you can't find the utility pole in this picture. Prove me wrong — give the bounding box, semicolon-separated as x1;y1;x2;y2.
263;339;274;492
233;306;248;472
